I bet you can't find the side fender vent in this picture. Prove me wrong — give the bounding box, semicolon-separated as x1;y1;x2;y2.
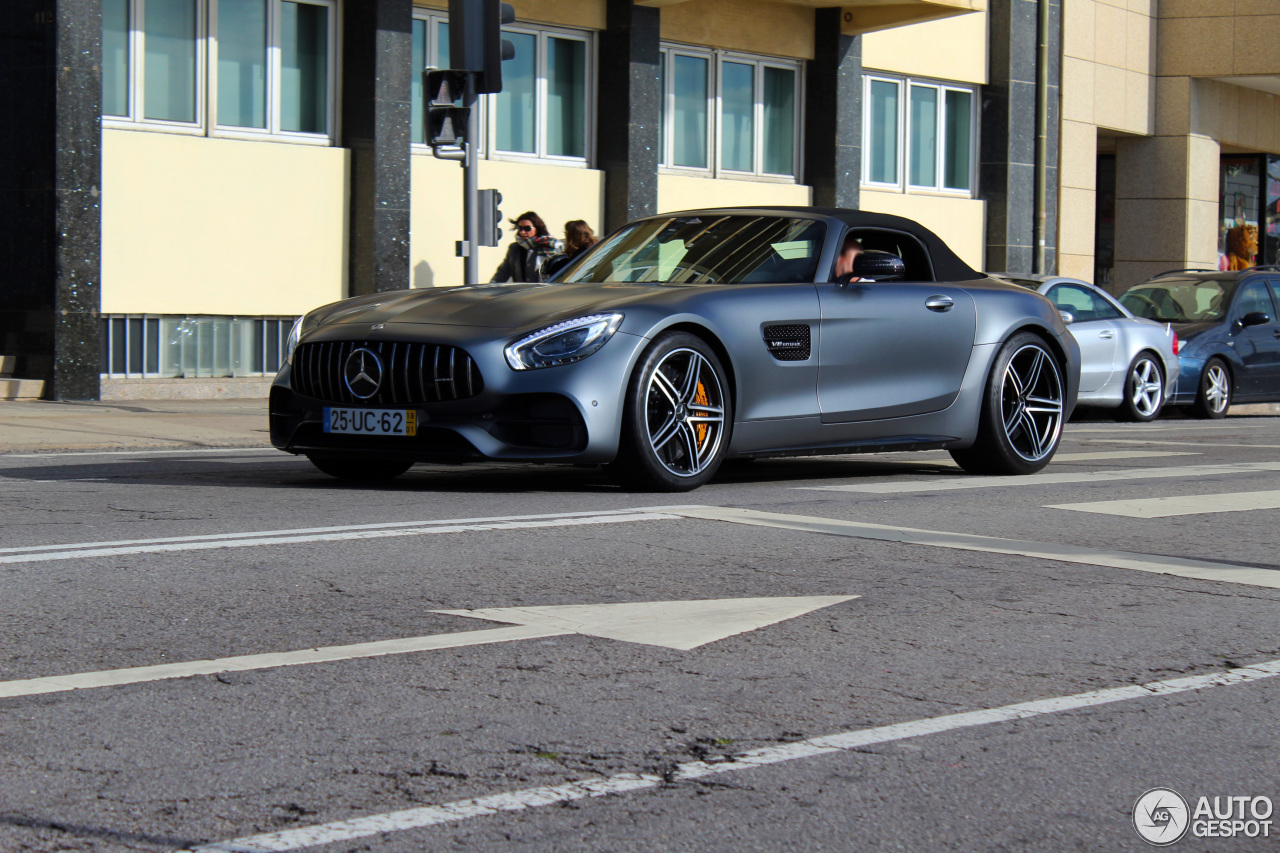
763;324;811;361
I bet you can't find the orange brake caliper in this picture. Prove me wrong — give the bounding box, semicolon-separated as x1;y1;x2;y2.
693;381;710;449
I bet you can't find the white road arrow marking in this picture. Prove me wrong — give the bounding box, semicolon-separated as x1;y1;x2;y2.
0;596;856;699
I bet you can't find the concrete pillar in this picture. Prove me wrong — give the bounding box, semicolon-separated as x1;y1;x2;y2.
1112;133;1219;289
803;8;861;209
342;0;413;296
1057;118;1097;282
598;0;660;233
983;0;1037;273
0;0;102;400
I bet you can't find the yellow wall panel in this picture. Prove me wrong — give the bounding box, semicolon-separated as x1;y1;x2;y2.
657;175;811;213
862;10;987;84
859;190;986;270
660;0;814;60
411;154;604;288
101;130;348;316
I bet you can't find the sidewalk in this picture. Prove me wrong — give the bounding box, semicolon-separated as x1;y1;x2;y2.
0;399;270;454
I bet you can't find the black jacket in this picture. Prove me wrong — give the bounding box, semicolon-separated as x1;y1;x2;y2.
490;238;560;283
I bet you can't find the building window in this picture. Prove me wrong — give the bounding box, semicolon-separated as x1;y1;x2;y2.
863;74;976;195
103;0;336;141
412;14;592;164
659;46;802;179
100;315;297;378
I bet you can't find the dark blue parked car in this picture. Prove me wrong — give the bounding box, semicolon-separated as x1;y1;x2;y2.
1120;267;1280;418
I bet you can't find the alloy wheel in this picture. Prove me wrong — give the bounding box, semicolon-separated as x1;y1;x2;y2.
644;348;726;478
999;343;1064;463
1129;358;1164;418
1204;363;1230;414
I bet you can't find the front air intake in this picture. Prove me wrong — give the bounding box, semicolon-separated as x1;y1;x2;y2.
763;325;811;361
292;340;484;405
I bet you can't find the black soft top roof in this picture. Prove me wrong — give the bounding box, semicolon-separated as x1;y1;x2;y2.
659;206;984;282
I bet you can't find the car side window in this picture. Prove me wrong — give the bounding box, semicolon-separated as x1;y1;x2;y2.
1046;284;1117;322
1236;281;1276;320
838;228;933;282
1266;280;1280;318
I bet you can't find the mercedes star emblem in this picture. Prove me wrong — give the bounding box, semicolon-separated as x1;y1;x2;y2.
343;347;384;400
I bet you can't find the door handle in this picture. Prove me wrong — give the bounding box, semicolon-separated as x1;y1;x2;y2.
1273;329;1280;339
1099;331;1115;339
925;296;954;312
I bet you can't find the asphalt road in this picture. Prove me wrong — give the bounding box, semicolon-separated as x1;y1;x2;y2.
3;413;1280;852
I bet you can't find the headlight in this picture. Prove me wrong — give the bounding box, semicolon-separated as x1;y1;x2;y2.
285;316;304;364
504;313;623;371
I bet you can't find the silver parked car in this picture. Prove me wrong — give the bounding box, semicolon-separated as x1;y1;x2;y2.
992;274;1179;421
271;209;1081;491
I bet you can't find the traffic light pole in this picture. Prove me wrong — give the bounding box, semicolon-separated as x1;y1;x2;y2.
462;73;480;285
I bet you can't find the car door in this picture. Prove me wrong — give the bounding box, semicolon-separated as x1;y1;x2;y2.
1231;278;1280;399
816;279;977;423
1045;283;1118;393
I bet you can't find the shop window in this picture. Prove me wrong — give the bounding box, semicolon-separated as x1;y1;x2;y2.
863;74;976;195
658;46;802;180
412;13;592;164
100;316;296;378
103;0;336;142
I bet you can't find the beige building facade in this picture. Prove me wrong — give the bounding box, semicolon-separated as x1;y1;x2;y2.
5;0;1278;397
1061;0;1280;293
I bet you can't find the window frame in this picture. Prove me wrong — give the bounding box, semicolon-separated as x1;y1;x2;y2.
861;72;978;197
102;0;339;145
210;0;339;144
100;314;298;378
485;23;595;166
659;44;804;182
411;14;594;167
103;0;209;135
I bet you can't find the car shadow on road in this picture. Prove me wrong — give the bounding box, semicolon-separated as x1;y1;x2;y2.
0;453;965;493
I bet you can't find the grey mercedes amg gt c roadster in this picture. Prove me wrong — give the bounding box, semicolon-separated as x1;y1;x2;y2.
270;208;1081;491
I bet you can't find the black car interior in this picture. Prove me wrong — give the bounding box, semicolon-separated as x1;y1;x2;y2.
835;228;934;282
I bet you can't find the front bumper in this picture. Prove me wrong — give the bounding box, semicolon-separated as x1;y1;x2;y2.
269;323;649;465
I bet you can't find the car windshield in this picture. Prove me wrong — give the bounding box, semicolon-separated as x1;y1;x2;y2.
560;215;827;285
1120;277;1239;323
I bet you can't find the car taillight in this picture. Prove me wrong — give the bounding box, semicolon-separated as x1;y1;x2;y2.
1172;331;1179;355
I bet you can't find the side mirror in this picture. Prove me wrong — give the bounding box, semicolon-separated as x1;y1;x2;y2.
852;250;906;282
1058;310;1075;325
1240;311;1272;327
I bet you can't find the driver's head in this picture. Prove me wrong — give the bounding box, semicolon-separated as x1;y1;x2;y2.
836;234;865;278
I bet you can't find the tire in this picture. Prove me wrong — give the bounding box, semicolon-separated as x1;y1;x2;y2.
611;332;731;492
1118;352;1165;422
1191;357;1231;419
950;331;1066;475
307;454;413;481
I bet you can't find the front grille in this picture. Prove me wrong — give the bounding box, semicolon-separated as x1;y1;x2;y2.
292;340;484;404
763;324;811;361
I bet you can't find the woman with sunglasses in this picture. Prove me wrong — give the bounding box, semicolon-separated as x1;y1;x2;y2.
490;211;562;283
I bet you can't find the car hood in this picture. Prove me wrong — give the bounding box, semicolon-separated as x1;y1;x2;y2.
316;282;647;331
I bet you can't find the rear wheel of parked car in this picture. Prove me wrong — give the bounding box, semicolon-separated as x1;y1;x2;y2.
306;454;413;481
950;331;1066;475
611;332;731;492
1191;357;1231;419
1118;352;1165;422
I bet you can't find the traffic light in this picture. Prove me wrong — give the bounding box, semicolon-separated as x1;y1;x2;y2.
424;69;470;147
478;189;503;247
448;0;516;95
